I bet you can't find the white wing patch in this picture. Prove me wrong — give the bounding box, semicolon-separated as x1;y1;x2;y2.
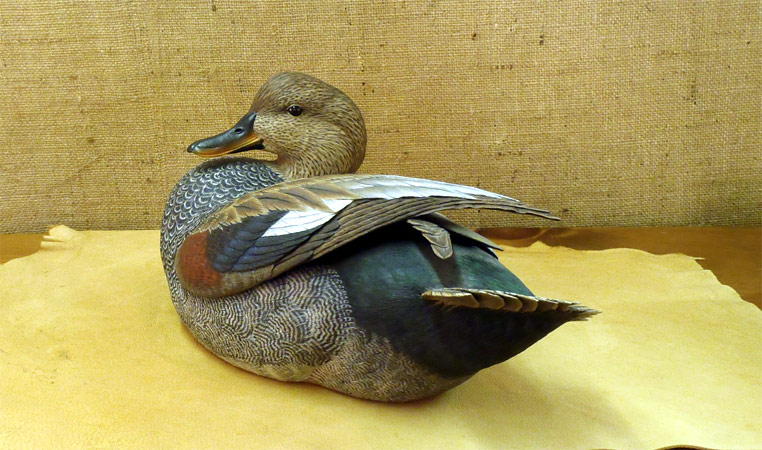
322;198;354;211
261;210;336;237
260;199;353;237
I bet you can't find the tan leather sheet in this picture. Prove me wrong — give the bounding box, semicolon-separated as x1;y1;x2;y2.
1;226;759;449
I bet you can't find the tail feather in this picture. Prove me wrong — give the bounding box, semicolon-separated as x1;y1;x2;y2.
421;287;600;321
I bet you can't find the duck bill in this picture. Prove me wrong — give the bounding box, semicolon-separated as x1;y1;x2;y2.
187;112;264;157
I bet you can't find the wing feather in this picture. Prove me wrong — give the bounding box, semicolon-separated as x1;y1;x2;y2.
176;174;558;297
407;218;453;259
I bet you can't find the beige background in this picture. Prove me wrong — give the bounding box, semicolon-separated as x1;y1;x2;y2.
1;1;760;233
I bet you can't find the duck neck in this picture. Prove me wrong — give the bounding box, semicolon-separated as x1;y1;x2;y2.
271;138;365;180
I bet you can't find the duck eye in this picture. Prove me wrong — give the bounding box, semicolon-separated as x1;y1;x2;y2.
287;105;303;116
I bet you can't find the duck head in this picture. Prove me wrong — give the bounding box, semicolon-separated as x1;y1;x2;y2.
187;72;367;179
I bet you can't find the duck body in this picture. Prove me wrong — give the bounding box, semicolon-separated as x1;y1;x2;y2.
161;157;591;401
161;72;597;402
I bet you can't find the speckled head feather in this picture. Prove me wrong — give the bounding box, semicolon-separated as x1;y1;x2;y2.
249;72;367;179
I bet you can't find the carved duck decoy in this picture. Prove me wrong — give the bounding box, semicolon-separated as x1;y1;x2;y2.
160;72;597;402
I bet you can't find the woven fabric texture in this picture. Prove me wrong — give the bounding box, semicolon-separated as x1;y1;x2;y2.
1;1;760;232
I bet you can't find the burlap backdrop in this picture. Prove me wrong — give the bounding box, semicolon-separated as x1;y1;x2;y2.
1;1;760;233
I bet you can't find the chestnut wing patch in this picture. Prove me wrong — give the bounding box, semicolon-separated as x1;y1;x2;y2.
176;208;340;296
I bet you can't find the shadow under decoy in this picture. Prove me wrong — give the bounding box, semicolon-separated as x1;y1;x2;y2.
383;363;643;448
